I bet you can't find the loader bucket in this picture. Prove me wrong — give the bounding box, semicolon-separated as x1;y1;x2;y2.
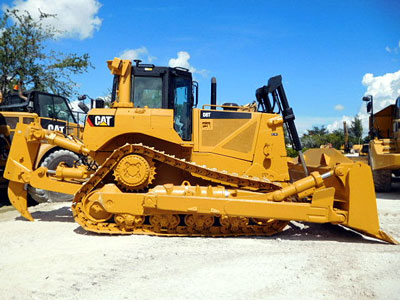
290;148;398;244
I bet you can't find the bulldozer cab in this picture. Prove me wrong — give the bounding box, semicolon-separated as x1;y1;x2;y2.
112;61;196;141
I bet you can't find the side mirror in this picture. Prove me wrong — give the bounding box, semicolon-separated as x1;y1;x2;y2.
362;95;372;102
78;95;87;101
367;102;372;113
78;101;89;113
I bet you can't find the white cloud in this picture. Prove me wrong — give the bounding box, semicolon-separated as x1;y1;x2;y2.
361;70;400;111
168;51;208;77
326;115;354;132
334;104;344;111
360;70;400;132
120;47;156;63
327;70;400;135
385;41;400;54
169;51;195;72
3;0;102;39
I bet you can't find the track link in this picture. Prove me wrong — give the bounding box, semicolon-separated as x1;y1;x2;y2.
72;143;288;236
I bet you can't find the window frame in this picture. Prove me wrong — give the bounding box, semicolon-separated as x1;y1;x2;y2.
33;92;77;123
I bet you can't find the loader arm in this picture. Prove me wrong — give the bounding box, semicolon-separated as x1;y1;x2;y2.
4;122;90;220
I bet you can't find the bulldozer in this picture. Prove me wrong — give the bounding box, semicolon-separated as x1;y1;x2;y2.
3;58;397;244
363;95;400;192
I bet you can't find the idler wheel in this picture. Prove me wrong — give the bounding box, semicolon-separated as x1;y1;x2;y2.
82;192;113;222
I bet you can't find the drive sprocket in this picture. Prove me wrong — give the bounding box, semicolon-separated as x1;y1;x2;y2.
113;154;155;191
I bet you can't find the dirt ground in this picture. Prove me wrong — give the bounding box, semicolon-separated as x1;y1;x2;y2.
0;184;399;300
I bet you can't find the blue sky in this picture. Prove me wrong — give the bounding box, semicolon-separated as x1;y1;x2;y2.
2;0;400;134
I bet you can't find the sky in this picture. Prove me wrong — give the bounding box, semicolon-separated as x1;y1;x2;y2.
1;0;400;134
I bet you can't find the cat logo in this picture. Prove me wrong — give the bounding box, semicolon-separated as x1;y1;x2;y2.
40;119;67;134
47;124;65;132
87;115;115;127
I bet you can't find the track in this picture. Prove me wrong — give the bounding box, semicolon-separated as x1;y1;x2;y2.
72;143;288;236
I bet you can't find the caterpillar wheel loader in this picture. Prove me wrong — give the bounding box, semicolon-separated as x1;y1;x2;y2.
362;95;400;192
3;58;397;244
0;88;90;203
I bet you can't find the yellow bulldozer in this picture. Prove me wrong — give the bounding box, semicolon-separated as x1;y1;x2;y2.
363;95;400;192
3;58;397;244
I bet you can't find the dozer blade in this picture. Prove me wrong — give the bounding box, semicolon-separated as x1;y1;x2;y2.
344;160;398;244
8;181;33;221
290;148;398;244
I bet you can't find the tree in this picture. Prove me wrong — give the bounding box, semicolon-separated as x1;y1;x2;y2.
301;125;329;148
0;9;92;98
349;116;363;145
300;125;347;150
326;129;344;149
305;126;328;136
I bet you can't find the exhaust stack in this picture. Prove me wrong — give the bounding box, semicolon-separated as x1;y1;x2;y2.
211;77;217;109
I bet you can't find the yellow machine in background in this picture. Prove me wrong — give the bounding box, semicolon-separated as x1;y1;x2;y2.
363;95;400;192
3;58;397;244
0;90;86;203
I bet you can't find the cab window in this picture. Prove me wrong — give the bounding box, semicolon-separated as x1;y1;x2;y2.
38;94;75;122
39;94;55;118
53;96;75;122
174;77;192;140
133;77;162;108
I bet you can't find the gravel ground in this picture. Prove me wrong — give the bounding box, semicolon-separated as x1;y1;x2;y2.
0;184;399;300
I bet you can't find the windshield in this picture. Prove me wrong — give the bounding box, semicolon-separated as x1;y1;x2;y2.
174;77;192;140
38;94;76;123
133;77;162;108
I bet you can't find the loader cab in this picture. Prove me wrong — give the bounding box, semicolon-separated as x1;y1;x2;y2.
33;92;77;123
0;91;78;134
129;61;197;141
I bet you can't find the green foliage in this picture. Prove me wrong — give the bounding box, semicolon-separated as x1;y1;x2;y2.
349;116;363;144
326;129;345;149
286;147;311;158
363;135;371;144
0;9;92;98
286;147;298;158
300;116;364;150
301;125;330;148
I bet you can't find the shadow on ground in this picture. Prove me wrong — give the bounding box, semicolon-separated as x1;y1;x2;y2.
275;222;385;244
11;207;388;244
15;205;74;223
